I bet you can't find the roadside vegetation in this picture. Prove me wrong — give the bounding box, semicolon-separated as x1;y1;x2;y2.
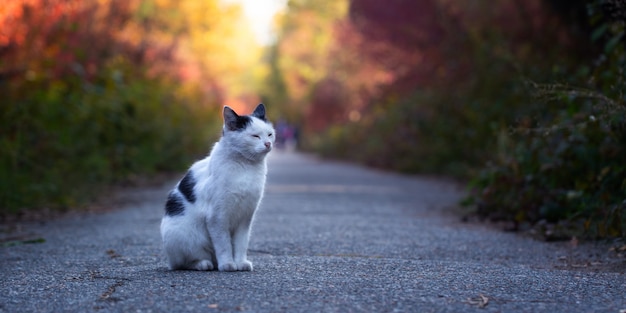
263;0;625;239
2;0;624;239
0;0;260;215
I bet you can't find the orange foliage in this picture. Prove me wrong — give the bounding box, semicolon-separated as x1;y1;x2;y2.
0;0;145;85
0;0;261;107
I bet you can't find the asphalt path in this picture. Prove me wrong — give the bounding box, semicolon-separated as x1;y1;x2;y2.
1;152;625;312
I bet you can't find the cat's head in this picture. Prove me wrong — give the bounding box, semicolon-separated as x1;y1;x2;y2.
222;103;275;161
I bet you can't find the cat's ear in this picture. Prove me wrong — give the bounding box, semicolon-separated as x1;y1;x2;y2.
224;106;243;131
252;103;266;121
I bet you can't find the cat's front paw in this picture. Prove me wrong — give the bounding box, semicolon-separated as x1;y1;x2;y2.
218;262;237;272
236;260;253;271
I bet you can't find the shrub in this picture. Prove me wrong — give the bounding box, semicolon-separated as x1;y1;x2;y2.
466;1;626;238
0;62;220;214
0;1;221;215
468;85;625;238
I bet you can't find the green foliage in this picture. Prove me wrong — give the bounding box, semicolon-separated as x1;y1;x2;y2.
311;89;494;176
466;1;626;238
0;61;219;214
468;86;625;237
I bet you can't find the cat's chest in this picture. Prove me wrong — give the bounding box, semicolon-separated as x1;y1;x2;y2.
199;163;266;198
224;170;265;193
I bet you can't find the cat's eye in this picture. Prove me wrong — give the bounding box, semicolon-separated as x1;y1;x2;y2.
268;133;273;137
252;135;261;139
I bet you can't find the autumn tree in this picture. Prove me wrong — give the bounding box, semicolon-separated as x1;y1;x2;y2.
262;0;348;123
265;0;625;237
0;0;261;215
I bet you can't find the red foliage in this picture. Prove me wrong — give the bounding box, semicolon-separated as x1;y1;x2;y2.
304;0;578;131
0;0;175;86
305;0;453;130
350;0;445;50
307;77;349;131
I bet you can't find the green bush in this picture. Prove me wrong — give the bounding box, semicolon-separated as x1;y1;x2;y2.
466;3;626;238
468;86;625;237
0;61;219;214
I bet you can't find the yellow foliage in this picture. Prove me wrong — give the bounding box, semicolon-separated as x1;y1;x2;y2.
274;0;348;107
137;0;262;106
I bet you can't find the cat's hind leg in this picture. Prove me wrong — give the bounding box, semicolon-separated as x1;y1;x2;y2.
184;259;214;271
165;248;215;271
161;216;215;271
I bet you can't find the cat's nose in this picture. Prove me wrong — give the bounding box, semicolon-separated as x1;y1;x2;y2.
264;142;271;149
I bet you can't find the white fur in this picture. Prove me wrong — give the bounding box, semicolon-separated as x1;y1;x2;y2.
160;105;275;271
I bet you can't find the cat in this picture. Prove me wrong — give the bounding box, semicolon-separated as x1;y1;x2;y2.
160;103;275;271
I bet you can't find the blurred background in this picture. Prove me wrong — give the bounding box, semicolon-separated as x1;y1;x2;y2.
1;0;624;238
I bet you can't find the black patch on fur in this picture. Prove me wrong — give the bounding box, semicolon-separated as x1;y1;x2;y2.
232;115;252;131
178;171;196;203
224;106;253;131
164;192;185;216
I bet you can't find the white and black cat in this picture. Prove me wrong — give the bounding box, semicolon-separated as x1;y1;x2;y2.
160;103;275;271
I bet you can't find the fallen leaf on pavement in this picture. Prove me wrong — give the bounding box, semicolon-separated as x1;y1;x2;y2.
467;294;489;308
